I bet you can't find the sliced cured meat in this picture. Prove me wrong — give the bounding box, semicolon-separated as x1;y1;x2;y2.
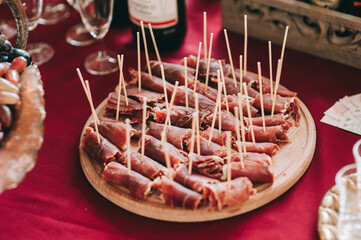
129;68;174;97
231;70;258;85
147;122;191;150
182;55;231;78
227;152;272;166
190;154;225;179
252;93;293;114
106;92;143;113
149;61;195;85
191;80;221;102
234;141;280;156
260;80;297;97
202;110;239;132
204;177;256;210
81;127;122;165
173;86;215;112
222;160;274;183
126;85;164;103
246;125;290;143
174;164;219;193
185;135;230;157
200;127;232;146
226;95;258;117
118;152;167;179
153;176;204;209
244;113;290;127
102;161;152;199
90;119;138;150
144;135;188;166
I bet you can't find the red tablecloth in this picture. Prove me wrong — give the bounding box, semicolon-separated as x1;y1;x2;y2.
1;0;361;239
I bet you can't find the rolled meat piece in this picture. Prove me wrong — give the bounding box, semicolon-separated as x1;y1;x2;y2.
200;127;232;146
226;152;272;166
173;86;215;113
191;80;222;103
147;122;191;150
260;80;297;97
245;125;290;143
226;95;258;117
231;70;258;85
182;55;231;78
126;85;165;103
202;110;239;132
102;161;153;199
81;127;122;165
106;91;143;113
184;135;231;157
174;164;219;193
129;68;174;97
204;177;256;210
144;135;188;167
234;141;280;156
252;93;294;114
90;119;138;150
152;176;205;209
152;105;208;128
222;160;274;183
244;113;290;127
190;154;225;179
118;152;167;179
148;61;195;85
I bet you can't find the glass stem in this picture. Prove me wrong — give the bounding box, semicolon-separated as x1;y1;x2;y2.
97;38;107;60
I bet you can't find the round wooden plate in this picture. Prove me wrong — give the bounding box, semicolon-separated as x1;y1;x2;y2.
79;97;316;222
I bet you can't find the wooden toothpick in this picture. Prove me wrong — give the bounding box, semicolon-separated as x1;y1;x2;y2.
218;60;230;116
85;80;100;144
184;57;189;111
226;131;232;188
271;59;282;118
195;94;201;157
165;81;179;127
244;15;248;76
237;93;247;154
203;12;207;60
224;29;237;87
257;62;266;132
148;23;162;66
117;54;128;106
268;41;273;100
137;32;141;92
243;83;255;144
234;106;244;168
204;33;214;89
125;118;131;174
193;42;202;95
140;21;152;78
141;97;147;162
239;55;243;95
208;70;221;146
188;114;196;174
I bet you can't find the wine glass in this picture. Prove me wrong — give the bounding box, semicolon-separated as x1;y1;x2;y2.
22;0;54;65
65;0;95;46
76;0;118;75
39;0;70;25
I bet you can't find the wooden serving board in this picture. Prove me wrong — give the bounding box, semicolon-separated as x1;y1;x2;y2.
79;97;316;222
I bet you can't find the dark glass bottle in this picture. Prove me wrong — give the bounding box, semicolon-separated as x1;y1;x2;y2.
127;0;186;52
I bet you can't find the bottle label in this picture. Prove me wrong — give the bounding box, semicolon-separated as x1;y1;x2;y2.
128;0;178;29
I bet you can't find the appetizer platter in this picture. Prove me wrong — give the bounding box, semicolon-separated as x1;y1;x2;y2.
79;16;316;222
0;0;45;193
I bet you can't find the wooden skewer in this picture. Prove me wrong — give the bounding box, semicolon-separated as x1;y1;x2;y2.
188;114;196;175
141;97;147;162
160;65;169;112
243;83;255;144
280;26;289;72
237;93;247;154
137;32;141;92
117;54;128;106
204;33;214;90
165;81;179;127
208;70;221;146
125;118;131;174
161;130;173;180
271;59;282;118
140;21;152;78
218;60;230;116
244;15;248;76
268;41;273;100
234;106;244;168
218;82;222;135
257;62;266;132
226;131;232;188
148;23;162;66
195;94;201;157
184;57;189;111
239;55;243;95
203;12;207;60
224;29;237;88
116;55;123;121
193;42;202;96
85;80;100;144
76;68;99;125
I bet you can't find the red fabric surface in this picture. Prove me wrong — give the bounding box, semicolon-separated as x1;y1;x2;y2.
1;0;361;239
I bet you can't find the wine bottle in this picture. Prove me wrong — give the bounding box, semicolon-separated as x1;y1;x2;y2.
127;0;186;52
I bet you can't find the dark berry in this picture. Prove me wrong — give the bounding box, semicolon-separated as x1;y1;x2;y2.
0;40;12;55
8;48;32;66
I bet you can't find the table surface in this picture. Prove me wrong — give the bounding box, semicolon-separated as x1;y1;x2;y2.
1;0;361;239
